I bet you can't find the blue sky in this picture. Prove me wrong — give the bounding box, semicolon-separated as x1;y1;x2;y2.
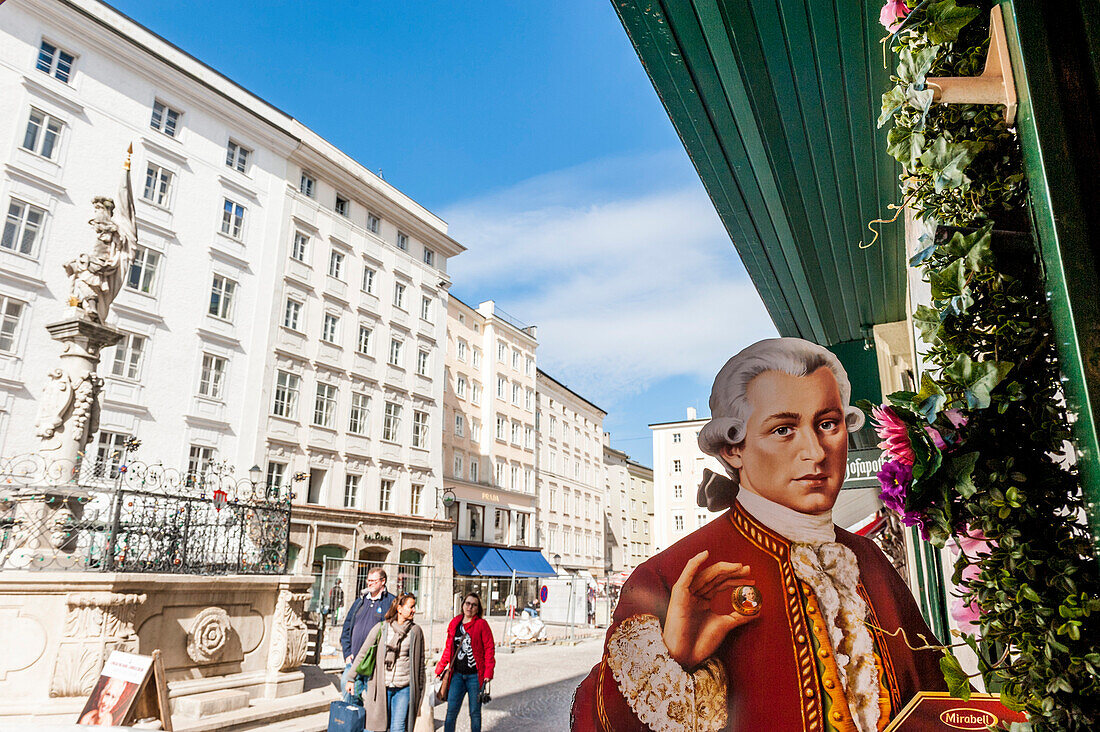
107;0;776;464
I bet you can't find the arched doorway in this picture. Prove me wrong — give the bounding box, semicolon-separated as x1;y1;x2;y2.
311;544;346;612
398;549;424;596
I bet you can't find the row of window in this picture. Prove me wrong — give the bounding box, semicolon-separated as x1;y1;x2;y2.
545;527;599;558
338;474;423;514
451;375;483;405
284;300;432;374
455;503;529;545
494;376;535;411
545;486;601;519
493;415;535;449
494;339;534;375
542;449;600;483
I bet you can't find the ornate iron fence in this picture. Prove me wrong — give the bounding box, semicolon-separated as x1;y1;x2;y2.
0;448;293;574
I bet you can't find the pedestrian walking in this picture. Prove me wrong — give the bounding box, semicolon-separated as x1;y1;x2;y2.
347;592;426;732
435;592;495;732
341;568;396;700
328;579;345;624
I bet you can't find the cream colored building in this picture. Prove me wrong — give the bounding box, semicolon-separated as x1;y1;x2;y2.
603;436;654;573
650;409;724;553
536;370;607;577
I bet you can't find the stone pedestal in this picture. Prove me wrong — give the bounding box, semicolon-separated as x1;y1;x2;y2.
0;572;313;722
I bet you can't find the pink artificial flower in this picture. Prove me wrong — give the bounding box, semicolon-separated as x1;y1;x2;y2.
879;0;911;33
925;425;947;450
944;409;969;429
871;405;915;465
947;529;996;628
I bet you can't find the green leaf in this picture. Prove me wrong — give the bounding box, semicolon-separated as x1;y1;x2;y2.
915;373;947;421
961;225;994;273
897;46;938;86
929;257;967;300
940;651;972;700
913;304;944;345
925;0;982;45
943;353;1015;410
919;136;986;192
887;126;926;169
1000;688;1027;712
945;452;980;498
879;86;906;128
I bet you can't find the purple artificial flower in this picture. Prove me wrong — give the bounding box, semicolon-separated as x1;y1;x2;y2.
877;459;913;515
944;409;969;429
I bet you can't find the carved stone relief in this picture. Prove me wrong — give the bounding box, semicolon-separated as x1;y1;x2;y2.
50;592;145;698
185;606;232;664
267;589;309;673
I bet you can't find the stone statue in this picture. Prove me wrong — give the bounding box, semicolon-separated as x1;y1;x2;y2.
64;190;137;324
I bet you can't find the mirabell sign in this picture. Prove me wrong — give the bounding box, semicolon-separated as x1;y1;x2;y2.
361;531;392;544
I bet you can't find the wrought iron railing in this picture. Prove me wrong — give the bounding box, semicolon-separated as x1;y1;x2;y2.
0;449;293;574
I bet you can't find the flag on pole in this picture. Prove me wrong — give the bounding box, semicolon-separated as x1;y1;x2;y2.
117;144;137;247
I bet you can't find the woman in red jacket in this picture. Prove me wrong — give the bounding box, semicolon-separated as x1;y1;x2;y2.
435;592;495;732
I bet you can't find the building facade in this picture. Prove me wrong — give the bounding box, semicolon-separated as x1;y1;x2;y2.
650;408;725;554
0;0;461;617
603;437;654;574
536;369;607;578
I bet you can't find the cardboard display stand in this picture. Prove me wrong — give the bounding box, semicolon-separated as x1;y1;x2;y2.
77;650;172;730
884;692;1026;730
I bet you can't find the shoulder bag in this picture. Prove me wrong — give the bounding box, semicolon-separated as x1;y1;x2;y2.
354;627;382;677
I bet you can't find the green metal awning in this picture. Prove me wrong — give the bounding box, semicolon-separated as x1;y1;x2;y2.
613;0;903;399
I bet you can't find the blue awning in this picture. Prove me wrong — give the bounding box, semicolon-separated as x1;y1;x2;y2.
454;544;514;577
452;545;477;576
497;548;556;577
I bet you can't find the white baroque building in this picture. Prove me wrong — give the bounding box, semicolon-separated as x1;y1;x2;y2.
0;0;461;601
602;435;654;573
650;409;725;553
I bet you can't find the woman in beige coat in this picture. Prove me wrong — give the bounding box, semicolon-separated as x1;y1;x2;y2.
347;592;426;732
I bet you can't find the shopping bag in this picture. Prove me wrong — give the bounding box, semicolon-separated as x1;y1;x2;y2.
327;700;366;732
413;689;435;732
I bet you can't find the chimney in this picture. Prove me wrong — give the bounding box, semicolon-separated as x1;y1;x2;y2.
687;407;697;420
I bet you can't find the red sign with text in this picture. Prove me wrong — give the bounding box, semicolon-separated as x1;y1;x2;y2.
885;692;1027;731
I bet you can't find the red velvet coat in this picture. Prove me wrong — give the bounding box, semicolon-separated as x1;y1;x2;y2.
436;615;496;687
572;504;946;731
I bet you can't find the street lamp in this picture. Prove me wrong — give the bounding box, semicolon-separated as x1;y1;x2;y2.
248;464;262;485
553;553;561;572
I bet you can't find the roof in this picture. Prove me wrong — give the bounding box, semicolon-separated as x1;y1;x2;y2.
536;368;607;417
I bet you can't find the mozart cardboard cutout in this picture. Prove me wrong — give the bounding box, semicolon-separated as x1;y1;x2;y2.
572;338;946;732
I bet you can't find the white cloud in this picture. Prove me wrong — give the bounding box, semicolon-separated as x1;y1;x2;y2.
442;152;778;405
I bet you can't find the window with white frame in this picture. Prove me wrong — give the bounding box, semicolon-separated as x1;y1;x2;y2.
283;298;302;330
272;370;299;418
367;213;380;233
362;265;376;293
423;248;435;266
420;296;431;321
357;324;372;355
697;513;707;528
379;479;393;511
497;340;506;362
225;140;250;173
672;432;681;443
410;484;423;515
672;459;681;473
497;376;506;398
512;383;521;405
495;415;506;440
220;198;245;239
456;340;467;361
328;249;344;279
525;357;533;376
393;281;406;309
22;108;63;159
525;389;534;410
416;349;429;376
516;513;528;543
472;348;481;368
299;172;315;198
495;461;506;487
313;383;337;427
149;100;181;137
127;246;160;294
266;462;286;493
348;392;370;434
291;232;309;262
674;514;684;532
512;350;520;370
208;274;236;321
382;402;401;442
343;474;360;508
111;333;146;380
456;375;467;398
524;468;534;493
453;453;464;477
454;414;465;437
471;382;482;406
524;425;534;449
510;465;520;491
186;445;216;484
0;297;25;353
2;199;45;256
36;40;75;83
388;338;403;367
469;459;479;482
396;231;408;251
470;421;481;441
198;353;227;399
511;421;520;444
673;484;683;500
142;164;173;207
412;411;428;448
321;312;340;344
335;194;349;217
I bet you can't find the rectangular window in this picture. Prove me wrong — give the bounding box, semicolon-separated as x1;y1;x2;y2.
0;297;25;353
208;274;237;321
672;459;681;473
187;445;216;484
673;484;683;500
357;324;372;355
321;313;340;344
393;281;406;309
423;248;435;266
198;353;227;399
672;432;682;444
313;382;337;427
511;422;520;444
454;414;465;437
2;199;45;256
388;338;403;367
22;108;63;159
412;411;428;448
291;232;309;262
362;265;376;293
526;357;533;376
379;479;393;512
225;140;250;173
328;249;344;279
272;370;299;418
36;40;75;83
457;340;467;361
416;349;429;376
471;421;481;441
497;377;506;398
495;461;506;487
283;299;302;330
343;474;360;508
516;513;527;544
497;341;506;362
142;164;173;207
150;100;181;137
525;426;534;449
299;172;315;198
472;349;481;368
511;465;520;491
111;333;146;380
127;246;160;294
220;198;245;239
469;459;479;482
335;194;349;217
420;296;431;321
525;389;534;410
266;462;286;493
512;350;520;370
674;514;684;532
512;383;521;405
367;213;380;233
382;402;401;442
396;231;408;251
453;453;464;477
471;383;481;405
496;415;506;440
456;375;467;398
524;468;534;493
411;484;423;515
349;392;370;434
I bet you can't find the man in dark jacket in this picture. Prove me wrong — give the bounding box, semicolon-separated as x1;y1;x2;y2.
341;568;396;663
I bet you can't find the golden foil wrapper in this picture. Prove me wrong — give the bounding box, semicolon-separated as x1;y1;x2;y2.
731;584;762;616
